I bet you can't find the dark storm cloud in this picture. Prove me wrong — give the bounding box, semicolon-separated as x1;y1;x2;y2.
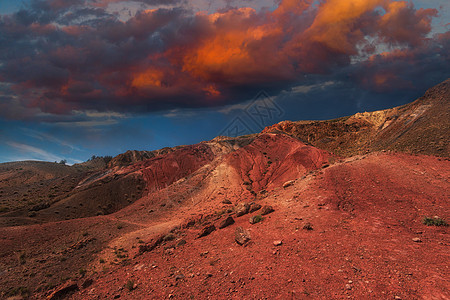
0;0;448;120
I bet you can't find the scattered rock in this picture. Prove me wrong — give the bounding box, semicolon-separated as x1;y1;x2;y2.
163;233;176;242
198;224;216;238
249;215;264;224
235;227;251;245
273;240;282;246
248;203;262;213
303;222;313;230
176;239;186;247
412;237;422;243
138;235;164;254
183;218;196;228
235;203;250;217
260;205;274;215
175;274;185;281
222;199;232;204
48;281;79;300
81;278;93;289
30;202;50;212
218;216;235;229
345;284;352;290
69;237;95;251
283;180;295;188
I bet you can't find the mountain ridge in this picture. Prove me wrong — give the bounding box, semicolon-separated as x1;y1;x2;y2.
263;78;449;157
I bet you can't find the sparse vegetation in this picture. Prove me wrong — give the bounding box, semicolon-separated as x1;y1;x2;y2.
79;268;87;277
6;286;29;297
99;259;105;264
423;216;448;226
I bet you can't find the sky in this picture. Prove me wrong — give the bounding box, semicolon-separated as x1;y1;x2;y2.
0;0;449;164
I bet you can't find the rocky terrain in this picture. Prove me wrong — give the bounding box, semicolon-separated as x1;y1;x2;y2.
264;79;450;158
0;79;448;299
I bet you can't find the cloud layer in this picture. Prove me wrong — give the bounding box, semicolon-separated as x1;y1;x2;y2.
0;0;449;120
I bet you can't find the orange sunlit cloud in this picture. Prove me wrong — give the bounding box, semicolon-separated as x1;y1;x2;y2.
0;0;447;117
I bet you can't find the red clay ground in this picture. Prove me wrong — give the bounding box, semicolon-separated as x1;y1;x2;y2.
0;133;449;299
65;151;449;300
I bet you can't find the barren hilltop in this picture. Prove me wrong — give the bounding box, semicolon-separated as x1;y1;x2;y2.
0;79;449;299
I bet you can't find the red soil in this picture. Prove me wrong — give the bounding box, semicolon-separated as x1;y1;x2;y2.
70;152;449;300
0;134;449;299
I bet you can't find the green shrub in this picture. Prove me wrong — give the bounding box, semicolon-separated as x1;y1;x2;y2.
423;216;448;226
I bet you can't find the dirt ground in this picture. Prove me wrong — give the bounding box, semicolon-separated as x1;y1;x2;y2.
1;133;448;299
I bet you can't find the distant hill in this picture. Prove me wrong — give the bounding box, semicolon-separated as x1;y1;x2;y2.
264;79;450;157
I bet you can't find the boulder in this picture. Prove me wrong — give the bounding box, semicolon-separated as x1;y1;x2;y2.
198;224;216;238
260;205;275;215
235;227;251;245
283;180;295;188
48;281;79;300
249;215;263;224
248;203;262;213
235;202;250;217
218;216;235;229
